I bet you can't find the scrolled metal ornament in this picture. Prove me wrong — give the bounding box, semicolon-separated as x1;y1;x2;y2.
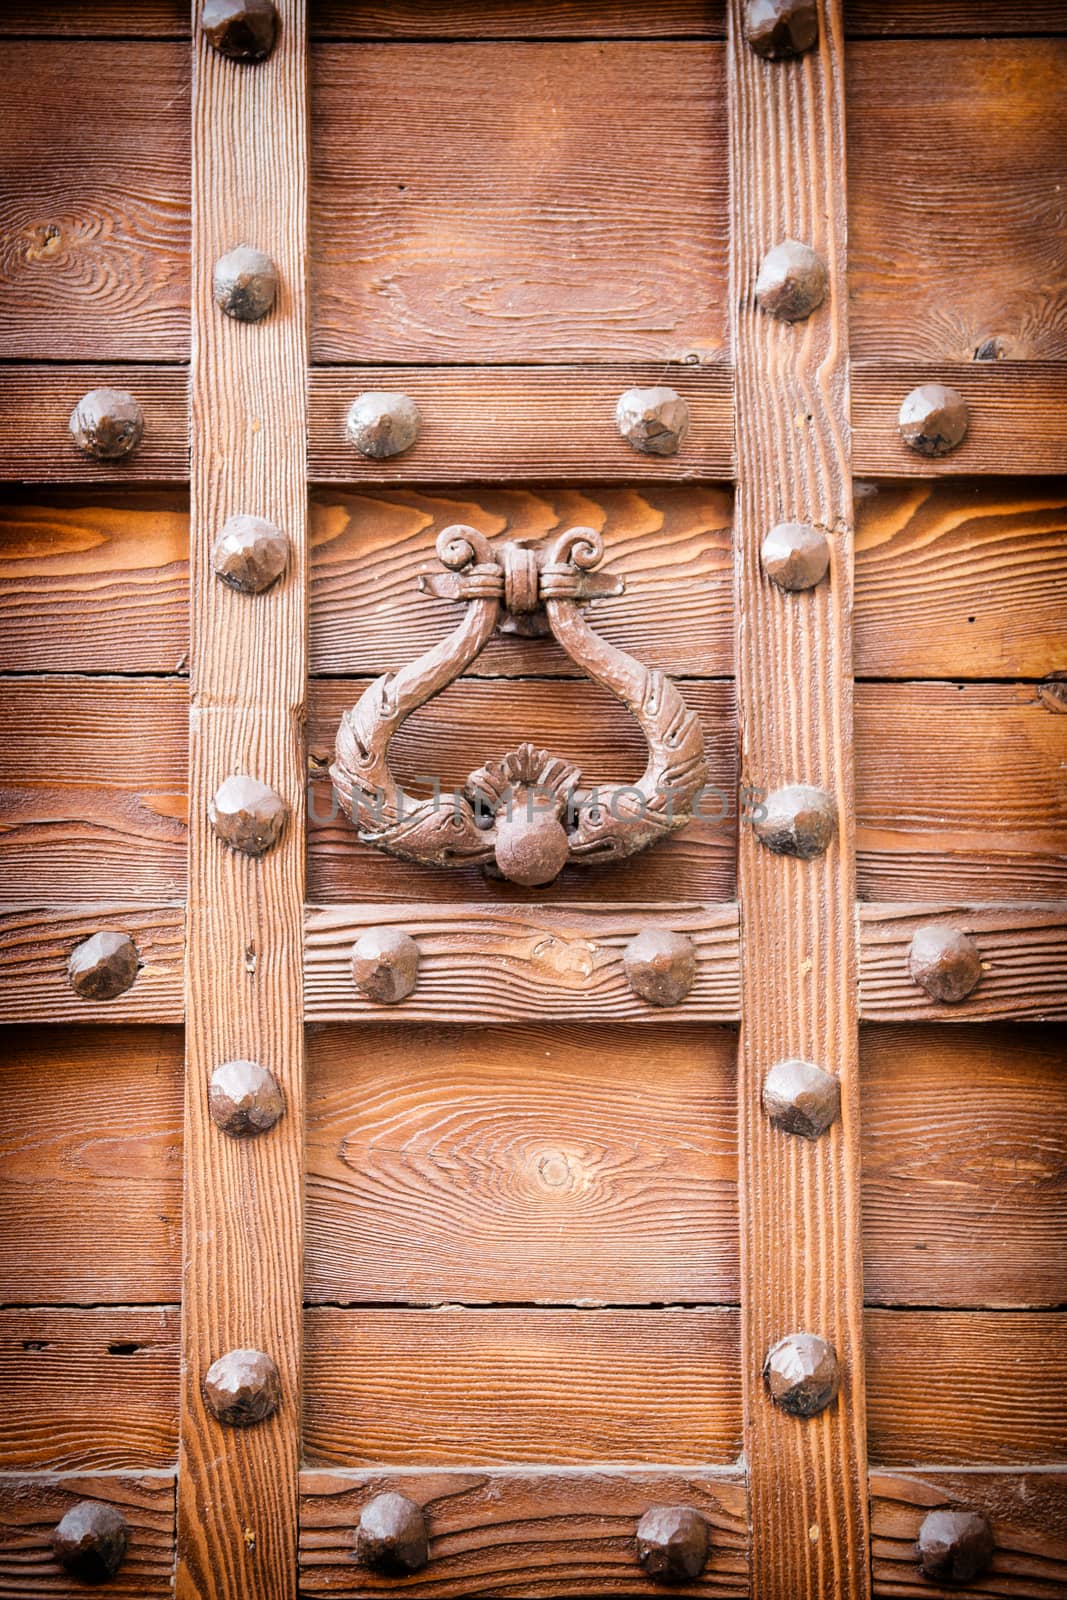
331;527;707;887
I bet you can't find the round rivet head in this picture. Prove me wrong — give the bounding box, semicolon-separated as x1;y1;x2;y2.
898;383;969;457
67;930;140;1001
615;386;690;457
212;245;279;323
744;0;818;57
760;521;830;591
209;1059;285;1139
762;1059;840;1140
755;240;827;322
52;1500;129;1582
203;1348;280;1427
69;388;144;461
493;803;570;887
345;392;421;459
908;922;982;1004
208;775;288;856
201;0;278;60
764;1332;840;1418
752;784;837;860
356;1492;429;1575
352;927;420;1004
917;1508;994;1585
211;514;289;594
635;1505;709;1584
623;929;697;1008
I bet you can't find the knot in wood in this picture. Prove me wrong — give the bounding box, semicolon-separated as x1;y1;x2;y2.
52;1501;129;1582
345;391;421;459
636;1505;710;1584
200;0;279;61
623;928;697;1007
917;1509;995;1584
356;1492;429;1575
211;513;289;593
351;926;420;1004
762;1058;840;1140
67;930;140;1001
752;784;837;859
212;245;278;322
503;542;540;614
209;1059;285;1138
615;386;690;456
203;1347;281;1427
760;521;830;591
898;383;969;457
763;1332;840;1418
69;387;144;461
908;922;982;1004
208;775;288;856
743;0;818;59
755;240;827;322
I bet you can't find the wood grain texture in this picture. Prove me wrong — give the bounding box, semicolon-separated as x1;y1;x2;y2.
0;1025;182;1306
0;1309;178;1472
861;1024;1067;1309
846;1;1067;33
728;2;869;1595
306;1020;738;1307
848;42;1067;364
303;1308;742;1467
0;367;188;484
311;2;726;36
865;1311;1067;1467
0;1472;175;1599
307;367;734;483
305;903;740;1023
870;1471;1067;1600
311;42;726;364
299;1469;748;1598
854;684;1067;901
854;480;1067;681
309;484;733;679
0;490;189;674
179;5;308;1600
859;904;1067;1022
0;3;187;33
0;903;184;1023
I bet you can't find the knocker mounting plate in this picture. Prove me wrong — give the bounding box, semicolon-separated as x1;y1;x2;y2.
331;526;708;886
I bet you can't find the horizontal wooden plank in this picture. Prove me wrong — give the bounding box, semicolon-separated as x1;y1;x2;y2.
310;2;725;36
0;1026;182;1306
0;368;188;484
0;903;184;1023
846;1;1067;33
0;1309;179;1472
865;1310;1067;1467
299;1468;748;1598
305;904;740;1023
303;1308;742;1467
848;41;1067;365
0;1472;175;1599
0;3;187;33
861;1024;1067;1309
854;480;1067;681
310;43;727;365
306;1020;738;1306
0;44;189;361
854;683;1067;901
307;367;735;483
309;484;733;678
858;904;1067;1022
870;1470;1067;1600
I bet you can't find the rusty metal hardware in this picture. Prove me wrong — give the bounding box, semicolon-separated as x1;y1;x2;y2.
208;775;288;856
908;922;982;1003
351;927;420;1004
898;383;969;457
209;1059;285;1138
615;386;690;456
211;513;289;594
201;0;279;61
356;1493;429;1575
916;1508;995;1584
752;783;837;859
345;391;421;459
212;245;278;323
69;388;143;461
68;930;140;1001
623;929;697;1007
762;1058;840;1140
755;240;827;322
743;0;818;58
763;1332;840;1417
52;1501;129;1582
635;1505;710;1584
203;1348;281;1427
331;528;707;886
760;521;830;591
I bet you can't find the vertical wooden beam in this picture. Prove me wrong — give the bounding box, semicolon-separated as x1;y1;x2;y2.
727;3;871;1597
179;4;307;1598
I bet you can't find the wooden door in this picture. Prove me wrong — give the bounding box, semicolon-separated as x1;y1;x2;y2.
1;3;1066;1598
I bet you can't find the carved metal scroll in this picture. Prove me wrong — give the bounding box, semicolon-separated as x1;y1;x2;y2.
331;526;708;886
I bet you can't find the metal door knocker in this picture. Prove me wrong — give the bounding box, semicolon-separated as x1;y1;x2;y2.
331;526;707;886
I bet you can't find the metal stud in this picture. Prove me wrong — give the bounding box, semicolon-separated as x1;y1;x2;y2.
760;521;830;591
212;245;279;323
345;392;421;459
492;803;571;887
755;240;827;322
69;388;143;461
211;514;289;594
752;784;837;860
209;1059;285;1139
916;1508;995;1585
356;1492;429;1575
67;930;140;1001
200;0;279;61
763;1332;840;1418
635;1505;710;1584
52;1501;129;1583
351;927;420;1004
908;922;982;1004
762;1058;840;1140
615;386;690;457
743;0;818;58
203;1348;281;1427
623;929;697;1007
898;383;969;457
208;775;288;856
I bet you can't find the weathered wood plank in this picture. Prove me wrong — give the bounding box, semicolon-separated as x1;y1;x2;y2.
870;1471;1067;1600
310;2;726;36
0;368;188;484
0;1472;175;1599
0;4;187;33
861;1024;1067;1309
859;905;1067;1022
306;1020;739;1307
0;903;184;1023
0;1309;179;1473
865;1311;1067;1467
299;1469;748;1598
305;904;741;1023
303;1308;742;1467
846;1;1067;33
